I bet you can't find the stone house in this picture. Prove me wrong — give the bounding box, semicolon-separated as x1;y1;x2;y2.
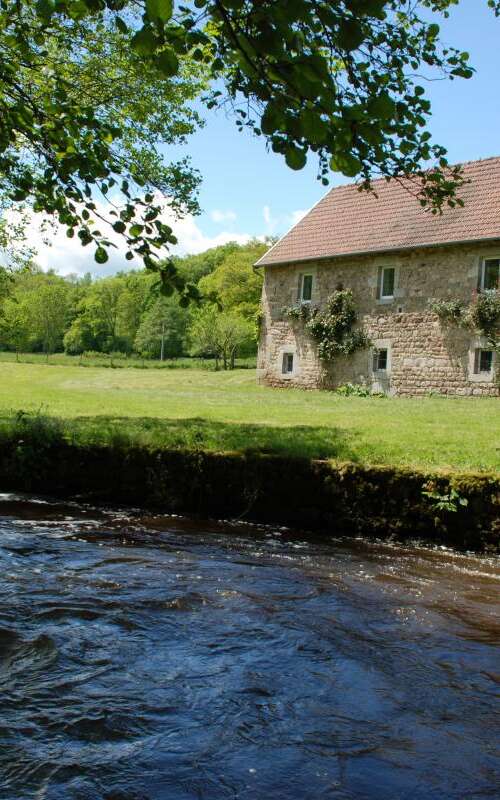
256;157;499;396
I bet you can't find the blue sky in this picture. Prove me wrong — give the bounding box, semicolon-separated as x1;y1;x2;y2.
30;0;500;275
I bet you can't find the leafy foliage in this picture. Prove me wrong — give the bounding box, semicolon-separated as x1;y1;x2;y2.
0;241;263;360
335;382;372;397
468;291;500;349
198;239;267;319
430;290;500;349
189;305;254;368
1;0;500;285
305;289;371;361
134;296;188;358
428;298;465;324
422;482;469;513
282;303;313;322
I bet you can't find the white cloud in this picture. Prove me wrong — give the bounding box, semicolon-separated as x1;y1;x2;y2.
3;200;255;277
263;205;273;228
263;205;307;236
210;209;237;224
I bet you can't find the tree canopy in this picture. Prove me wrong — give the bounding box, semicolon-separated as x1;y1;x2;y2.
1;0;499;287
0;240;264;364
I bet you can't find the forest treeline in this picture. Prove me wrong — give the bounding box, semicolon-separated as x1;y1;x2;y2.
0;240;268;368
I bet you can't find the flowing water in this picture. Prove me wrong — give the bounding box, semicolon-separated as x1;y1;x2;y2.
0;494;499;800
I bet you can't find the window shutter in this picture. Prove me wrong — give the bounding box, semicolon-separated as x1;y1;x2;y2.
376;267;382;300
296;274;302;300
473;348;480;374
372;350;378;372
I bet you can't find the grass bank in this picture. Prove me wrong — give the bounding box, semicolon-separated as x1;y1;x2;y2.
0;414;498;551
0;361;498;471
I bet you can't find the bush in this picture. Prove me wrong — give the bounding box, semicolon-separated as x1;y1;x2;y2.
335;383;371;397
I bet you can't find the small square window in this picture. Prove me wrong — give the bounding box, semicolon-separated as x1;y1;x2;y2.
475;349;493;374
373;348;388;372
300;274;313;302
381;267;395;298
481;259;499;291
282;353;294;374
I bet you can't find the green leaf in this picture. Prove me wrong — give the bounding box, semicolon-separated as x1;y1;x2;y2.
285;146;307;171
330;153;362;177
369;92;395;120
155;48;179;77
146;0;173;23
337;20;365;52
299;110;328;144
129;224;144;238
131;26;158;57
112;221;126;234
94;246;108;264
115;17;128;34
260;102;284;136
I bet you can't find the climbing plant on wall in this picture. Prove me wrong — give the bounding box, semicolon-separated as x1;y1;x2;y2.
429;291;500;350
283;289;370;361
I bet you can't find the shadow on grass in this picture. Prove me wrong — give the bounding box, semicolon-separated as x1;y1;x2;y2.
0;413;357;461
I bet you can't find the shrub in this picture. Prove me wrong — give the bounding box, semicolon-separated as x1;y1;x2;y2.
335;383;371;397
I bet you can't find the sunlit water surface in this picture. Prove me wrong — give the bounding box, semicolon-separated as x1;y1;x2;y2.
0;494;499;800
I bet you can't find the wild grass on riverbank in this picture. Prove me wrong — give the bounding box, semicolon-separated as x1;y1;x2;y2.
0;361;498;471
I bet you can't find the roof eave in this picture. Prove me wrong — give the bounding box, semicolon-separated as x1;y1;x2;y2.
254;234;500;268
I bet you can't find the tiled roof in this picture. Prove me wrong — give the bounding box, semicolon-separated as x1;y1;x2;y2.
256;157;500;267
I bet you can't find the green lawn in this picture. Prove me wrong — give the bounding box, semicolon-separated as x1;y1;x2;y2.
0;359;498;472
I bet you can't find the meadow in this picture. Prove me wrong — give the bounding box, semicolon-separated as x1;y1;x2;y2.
0;356;498;472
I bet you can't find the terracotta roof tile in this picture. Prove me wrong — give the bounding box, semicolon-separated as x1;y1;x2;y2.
256;157;500;267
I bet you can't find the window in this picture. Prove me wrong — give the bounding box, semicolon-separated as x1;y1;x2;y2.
381;267;395;299
480;258;499;291
474;349;493;374
282;353;294;374
300;274;313;302
373;348;388;372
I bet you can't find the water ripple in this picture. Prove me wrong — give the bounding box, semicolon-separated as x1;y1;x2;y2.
0;495;498;800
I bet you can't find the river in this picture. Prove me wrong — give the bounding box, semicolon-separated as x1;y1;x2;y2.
0;494;498;799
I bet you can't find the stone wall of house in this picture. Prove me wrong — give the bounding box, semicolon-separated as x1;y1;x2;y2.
257;242;499;396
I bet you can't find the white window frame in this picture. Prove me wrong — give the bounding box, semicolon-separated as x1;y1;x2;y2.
299;273;314;304
374;260;400;304
380;266;396;300
479;257;500;292
468;337;496;382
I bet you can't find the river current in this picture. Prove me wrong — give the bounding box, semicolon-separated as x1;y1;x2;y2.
0;494;498;800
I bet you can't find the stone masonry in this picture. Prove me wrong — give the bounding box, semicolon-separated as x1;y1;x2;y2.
257;243;499;396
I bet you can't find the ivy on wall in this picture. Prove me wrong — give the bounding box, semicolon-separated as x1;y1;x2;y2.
283;289;371;361
429;291;500;350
